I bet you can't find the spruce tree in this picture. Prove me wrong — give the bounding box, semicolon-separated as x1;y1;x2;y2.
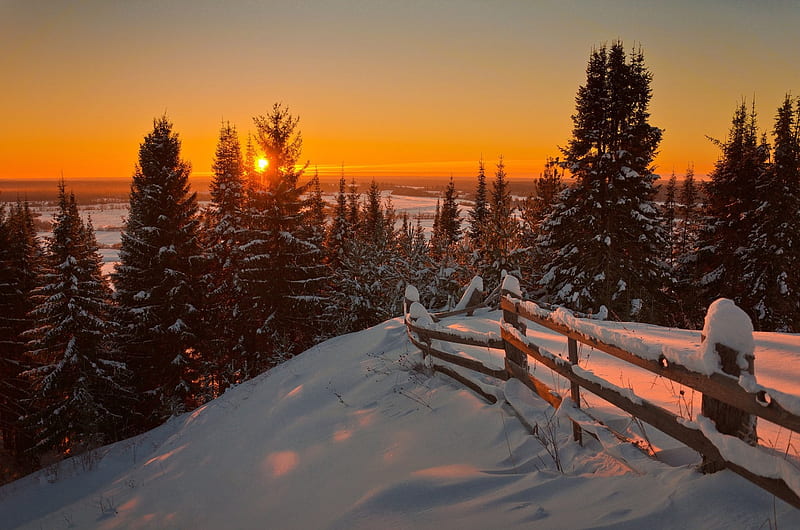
520;157;565;292
538;42;668;322
695;101;769;316
325;175;350;268
0;201;42;461
202;122;246;394
427;177;466;309
677;164;699;260
24;182;128;456
663;171;678;264
467;159;489;244
238;103;324;371
482;157;520;289
112;116;203;426
741;96;800;331
673;164;703;325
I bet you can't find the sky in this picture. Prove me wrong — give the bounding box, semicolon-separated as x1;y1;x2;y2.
2;0;799;183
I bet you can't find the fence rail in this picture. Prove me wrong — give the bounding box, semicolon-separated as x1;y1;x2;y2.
403;276;800;510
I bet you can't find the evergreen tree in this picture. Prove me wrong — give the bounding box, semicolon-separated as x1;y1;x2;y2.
695;101;769;316
24;182;128;456
440;177;462;246
519;157;565;292
360;179;386;245
482;157;521;289
538;42;668;322
663;171;678;264
0;201;42;461
741;96;800;331
202;122;246;394
112;116;203;426
329;182;406;332
427;177;466;309
347;178;361;233
673;164;703;325
238;103;325;372
325;175;350;267
677;164;699;259
467;159;489;244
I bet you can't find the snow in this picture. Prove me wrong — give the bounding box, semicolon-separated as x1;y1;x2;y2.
2;317;798;529
501;274;521;297
701;298;755;373
695;415;800;499
404;284;420;304
453;276;483;310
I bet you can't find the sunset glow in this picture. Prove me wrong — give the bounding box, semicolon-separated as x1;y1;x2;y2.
1;2;799;182
257;158;268;171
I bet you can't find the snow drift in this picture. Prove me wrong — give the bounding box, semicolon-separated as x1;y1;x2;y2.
1;317;797;529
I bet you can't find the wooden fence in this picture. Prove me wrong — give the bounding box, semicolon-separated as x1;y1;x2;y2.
403;278;800;509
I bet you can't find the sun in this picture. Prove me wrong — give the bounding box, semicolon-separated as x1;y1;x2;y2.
257;158;269;171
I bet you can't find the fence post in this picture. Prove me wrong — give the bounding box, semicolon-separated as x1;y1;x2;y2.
699;298;757;473
568;338;583;444
500;275;528;375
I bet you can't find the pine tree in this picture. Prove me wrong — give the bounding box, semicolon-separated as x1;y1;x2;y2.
24;182;128;456
740;96;800;331
112;116;203;426
0;201;42;461
695;101;769;315
202;122;246;394
538;42;668;322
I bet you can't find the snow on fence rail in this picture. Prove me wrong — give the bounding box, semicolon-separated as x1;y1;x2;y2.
402;275;800;510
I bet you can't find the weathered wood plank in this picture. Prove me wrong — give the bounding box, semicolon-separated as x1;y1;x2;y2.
433;363;498;404
407;321;504;349
406;328;509;381
501;296;800;433
501;326;800;509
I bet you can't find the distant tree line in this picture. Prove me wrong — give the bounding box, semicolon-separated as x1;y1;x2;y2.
1;41;798;476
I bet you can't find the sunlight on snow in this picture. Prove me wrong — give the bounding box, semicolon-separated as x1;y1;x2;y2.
412;464;479;479
263;451;299;477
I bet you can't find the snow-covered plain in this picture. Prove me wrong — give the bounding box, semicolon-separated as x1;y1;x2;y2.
28;191;450;279
2;314;799;529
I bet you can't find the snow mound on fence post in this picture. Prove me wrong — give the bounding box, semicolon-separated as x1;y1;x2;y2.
700;298;755;374
501;274;521;297
404;284;420;304
454;276;484;310
408;301;434;327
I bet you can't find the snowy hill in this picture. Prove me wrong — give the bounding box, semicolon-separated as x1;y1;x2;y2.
1;317;798;529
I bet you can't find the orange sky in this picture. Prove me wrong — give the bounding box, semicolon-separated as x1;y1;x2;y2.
2;1;799;183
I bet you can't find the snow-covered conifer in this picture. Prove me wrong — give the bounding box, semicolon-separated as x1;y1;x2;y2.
24;182;129;456
740;96;800;331
112;116;203;426
238;104;325;372
538;43;668;322
0;200;42;460
694;101;769;318
201;122;246;394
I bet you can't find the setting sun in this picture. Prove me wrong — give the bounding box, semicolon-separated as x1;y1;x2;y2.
257;158;268;171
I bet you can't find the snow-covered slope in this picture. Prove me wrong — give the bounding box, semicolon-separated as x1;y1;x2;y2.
1;318;797;529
